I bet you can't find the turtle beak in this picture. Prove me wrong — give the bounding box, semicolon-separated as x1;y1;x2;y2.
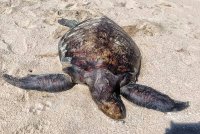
98;93;126;120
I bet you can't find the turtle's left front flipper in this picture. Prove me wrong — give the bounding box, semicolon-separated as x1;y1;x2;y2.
3;74;75;92
120;83;189;112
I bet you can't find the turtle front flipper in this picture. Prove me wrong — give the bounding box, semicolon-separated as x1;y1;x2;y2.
3;74;75;92
58;18;79;28
120;83;189;112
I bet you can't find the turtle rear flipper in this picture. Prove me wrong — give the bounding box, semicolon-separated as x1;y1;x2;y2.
3;74;75;92
58;18;79;28
120;83;189;112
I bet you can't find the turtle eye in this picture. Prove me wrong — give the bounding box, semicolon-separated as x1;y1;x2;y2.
104;79;110;85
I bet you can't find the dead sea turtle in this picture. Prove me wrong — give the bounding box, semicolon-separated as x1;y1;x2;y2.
3;16;189;120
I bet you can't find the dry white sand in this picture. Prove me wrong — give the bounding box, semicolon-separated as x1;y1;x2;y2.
0;0;200;133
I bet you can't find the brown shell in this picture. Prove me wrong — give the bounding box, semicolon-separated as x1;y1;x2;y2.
59;16;141;75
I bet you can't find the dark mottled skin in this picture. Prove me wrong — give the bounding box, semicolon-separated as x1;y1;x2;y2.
3;74;74;92
3;16;189;120
120;83;189;112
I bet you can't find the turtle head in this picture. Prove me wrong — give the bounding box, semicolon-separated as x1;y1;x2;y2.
97;93;126;120
84;69;126;120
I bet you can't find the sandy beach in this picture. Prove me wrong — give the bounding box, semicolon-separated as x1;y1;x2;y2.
0;0;200;133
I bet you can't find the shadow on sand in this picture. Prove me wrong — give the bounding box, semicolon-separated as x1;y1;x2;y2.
166;121;200;134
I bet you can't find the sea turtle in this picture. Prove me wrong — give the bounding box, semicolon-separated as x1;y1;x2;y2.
3;16;189;120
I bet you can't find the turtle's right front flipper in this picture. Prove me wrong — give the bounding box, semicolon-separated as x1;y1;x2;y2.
3;74;75;92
